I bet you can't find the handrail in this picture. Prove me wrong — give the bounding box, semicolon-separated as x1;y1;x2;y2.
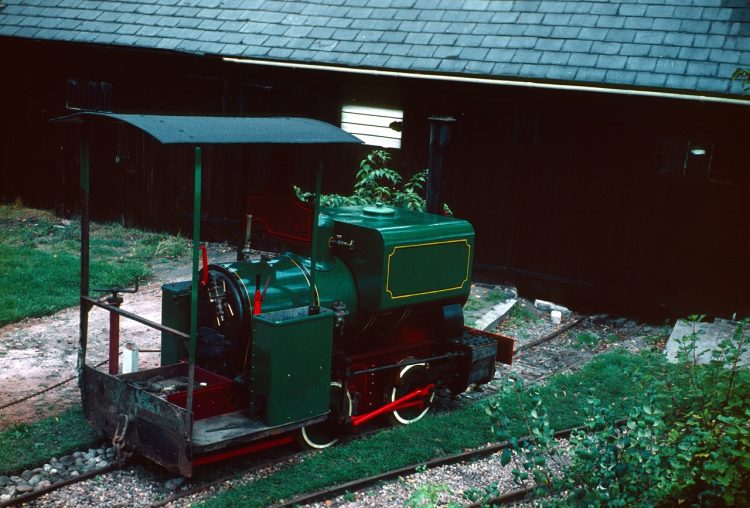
82;296;190;341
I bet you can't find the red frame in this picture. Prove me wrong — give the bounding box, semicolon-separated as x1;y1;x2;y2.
166;367;248;420
193;435;295;467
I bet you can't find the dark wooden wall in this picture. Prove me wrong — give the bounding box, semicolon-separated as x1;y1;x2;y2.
1;37;747;318
426;86;749;318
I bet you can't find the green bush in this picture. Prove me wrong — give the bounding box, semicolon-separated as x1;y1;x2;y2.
487;316;750;507
297;149;451;214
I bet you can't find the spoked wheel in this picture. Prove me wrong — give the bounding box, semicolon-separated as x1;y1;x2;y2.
298;382;353;449
386;362;435;425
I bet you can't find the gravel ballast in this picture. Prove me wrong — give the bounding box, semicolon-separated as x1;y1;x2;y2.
3;288;665;507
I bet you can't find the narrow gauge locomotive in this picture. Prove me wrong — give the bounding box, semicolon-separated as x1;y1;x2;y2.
61;112;513;476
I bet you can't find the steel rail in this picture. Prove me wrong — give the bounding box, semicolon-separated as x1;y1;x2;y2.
0;447;304;508
150;425;385;507
514;316;586;355
0;316;605;506
0;425;382;507
0;462;121;508
0;371;619;508
268;423;594;508
150;451;308;508
0;351;161;412
465;486;533;507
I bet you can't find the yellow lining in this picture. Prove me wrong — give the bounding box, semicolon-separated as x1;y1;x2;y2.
228;267;251;310
386;239;471;299
287;257;321;306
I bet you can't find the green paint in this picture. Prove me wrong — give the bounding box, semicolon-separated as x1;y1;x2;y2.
161;281;191;365
386;239;471;298
79;130;90;371
325;206;475;312
252;307;334;426
80;134;90;196
308;163;323;309
188;146;202;419
220;252;359;329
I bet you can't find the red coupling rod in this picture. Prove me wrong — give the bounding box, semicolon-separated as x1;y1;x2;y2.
351;384;435;427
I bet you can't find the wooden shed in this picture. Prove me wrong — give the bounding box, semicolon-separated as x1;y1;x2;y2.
1;0;748;317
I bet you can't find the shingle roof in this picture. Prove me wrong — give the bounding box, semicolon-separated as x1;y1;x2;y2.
1;0;749;97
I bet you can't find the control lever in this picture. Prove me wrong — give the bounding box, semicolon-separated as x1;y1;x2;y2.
92;277;139;375
93;276;140;303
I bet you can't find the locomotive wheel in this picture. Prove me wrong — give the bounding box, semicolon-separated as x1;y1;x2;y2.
298;382;353;449
386;363;435;425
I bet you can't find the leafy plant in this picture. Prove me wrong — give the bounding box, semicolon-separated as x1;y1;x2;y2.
485;315;750;507
404;483;457;508
488;377;568;499
575;331;600;348
575;331;619;349
504;301;541;328
297;149;451;214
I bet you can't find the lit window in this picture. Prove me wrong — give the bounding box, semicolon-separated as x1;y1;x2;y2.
340;104;403;149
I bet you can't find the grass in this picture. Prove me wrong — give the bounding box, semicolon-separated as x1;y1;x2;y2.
199;349;663;507
504;300;542;328
0;203;189;326
463;286;515;327
0;351;662;489
0;406;100;475
463;287;513;313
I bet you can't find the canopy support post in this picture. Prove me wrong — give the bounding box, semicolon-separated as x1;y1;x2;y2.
308;161;323;314
186;146;202;435
78;127;90;387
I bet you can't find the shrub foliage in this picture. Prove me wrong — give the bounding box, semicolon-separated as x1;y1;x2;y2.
487;316;750;507
298;149;451;213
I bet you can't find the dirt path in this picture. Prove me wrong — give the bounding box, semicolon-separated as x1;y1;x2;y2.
0;246;236;430
0;247;665;432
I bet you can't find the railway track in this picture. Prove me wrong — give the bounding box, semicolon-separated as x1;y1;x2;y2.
271;423;594;508
1;424;387;507
2;315;611;507
2;443;303;508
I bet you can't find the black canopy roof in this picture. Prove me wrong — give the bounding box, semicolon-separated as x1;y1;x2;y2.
52;112;362;145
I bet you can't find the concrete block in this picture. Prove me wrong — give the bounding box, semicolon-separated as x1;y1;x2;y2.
476;299;518;332
665;319;750;366
534;299;571;317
